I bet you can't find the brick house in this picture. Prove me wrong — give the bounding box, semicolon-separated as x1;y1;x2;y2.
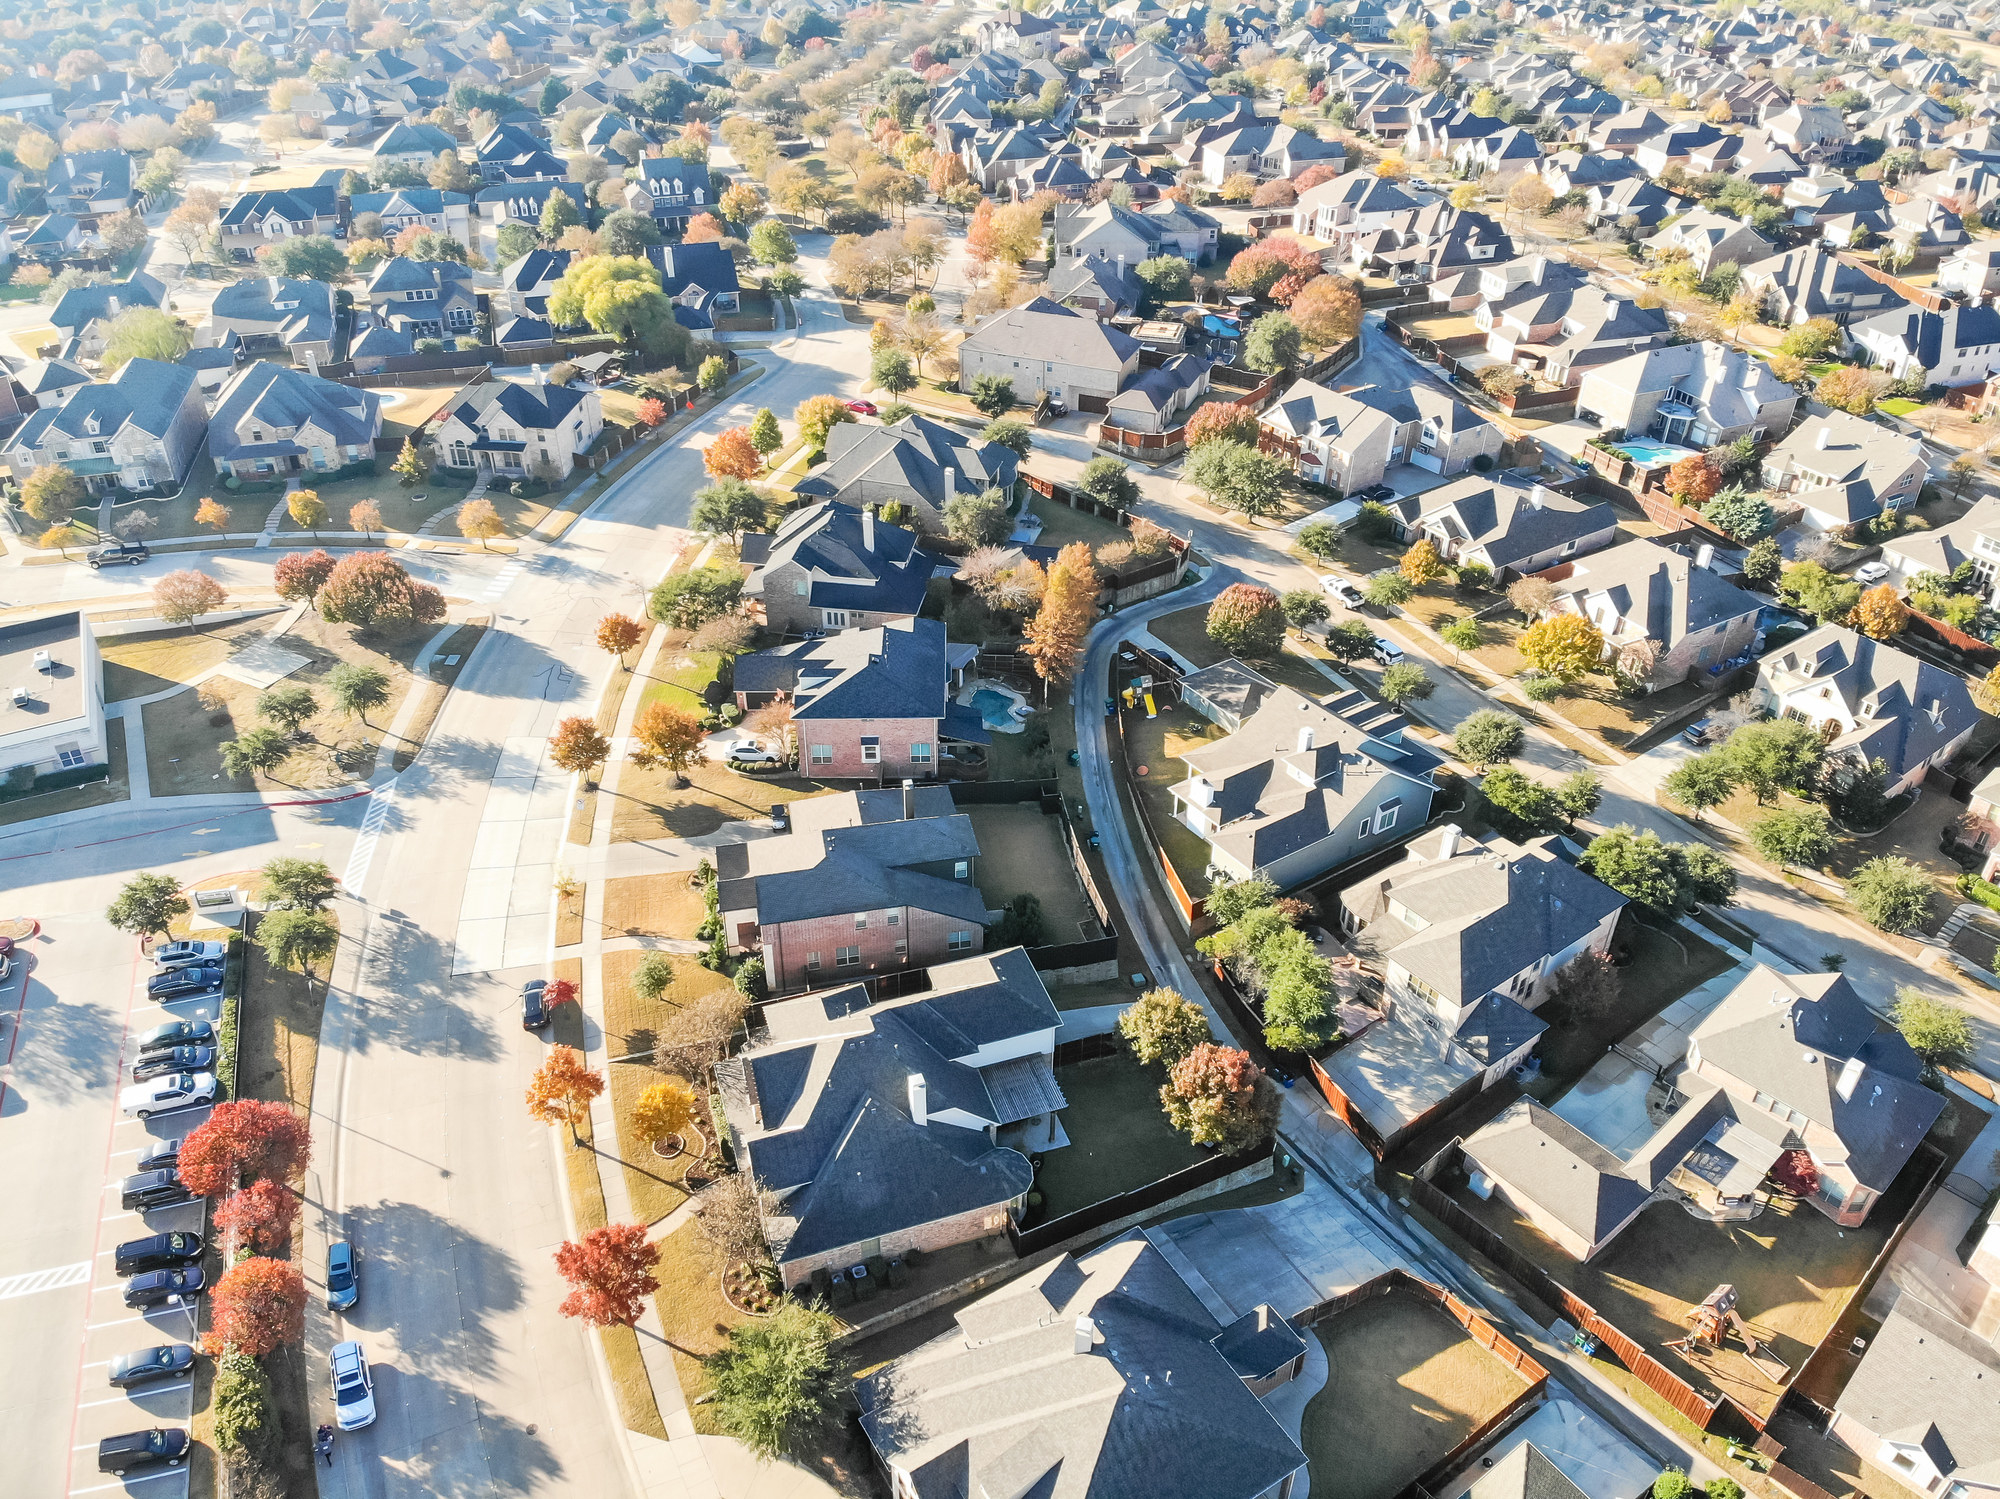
741;500;946;637
2;358;206;496
716;783;993;991
713;945;1061;1289
731;618;987;781
1543;538;1763;687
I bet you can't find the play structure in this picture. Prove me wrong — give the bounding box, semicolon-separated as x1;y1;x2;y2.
1666;1285;1791;1382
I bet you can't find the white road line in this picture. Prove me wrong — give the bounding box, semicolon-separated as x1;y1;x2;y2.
341;780;399;896
76;1384;190;1409
480;560;526;600
70;1473;188;1495
0;1260;90;1301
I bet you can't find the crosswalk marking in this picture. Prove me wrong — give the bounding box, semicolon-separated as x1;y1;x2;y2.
342;781;399;897
481;561;526;601
0;1260;90;1302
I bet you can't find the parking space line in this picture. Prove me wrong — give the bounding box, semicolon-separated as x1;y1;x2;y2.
70;1473;188;1495
0;1260;91;1301
76;1383;191;1409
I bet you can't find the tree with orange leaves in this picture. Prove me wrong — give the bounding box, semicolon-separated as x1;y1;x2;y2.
683;212;727;243
597;612;645;669
178;1099;312;1197
704;426;763;480
553;1223;660;1327
1024;542;1099;686
205;1257;306;1356
527;1045;605;1144
214;1179;297;1256
965;195;997;267
1853;584;1910;640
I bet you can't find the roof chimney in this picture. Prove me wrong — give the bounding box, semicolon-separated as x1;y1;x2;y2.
1814;425;1832;450
1297;726;1315;752
943;464;957;496
1696;542;1715;569
907;1073;928;1126
1074;1315;1102;1354
1439;823;1463;859
902;777;915;820
863;504;876;553
1837;1055;1865;1102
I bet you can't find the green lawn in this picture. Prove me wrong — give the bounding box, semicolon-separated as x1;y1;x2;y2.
1032;1048;1208;1221
1028;501;1129;553
1877;398;1923;416
1535;913;1735;1093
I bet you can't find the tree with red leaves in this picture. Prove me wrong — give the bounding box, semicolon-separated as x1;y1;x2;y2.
1666;453;1722;507
544;977;579;1012
205;1257;306;1357
178;1099;313;1197
316;550;446;630
703;426;763;480
1294;162;1340;192
214;1179;298;1256
1224;234;1326;304
554;1222;660;1327
637;397;669;427
1291;275;1363;349
683;212;727;243
1160;1042;1277;1153
1183;402;1260;450
273;548;338;604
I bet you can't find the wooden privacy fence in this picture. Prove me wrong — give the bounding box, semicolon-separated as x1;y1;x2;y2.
1409;1162;1726;1430
1299;1269;1550;1499
1008;1136;1274;1256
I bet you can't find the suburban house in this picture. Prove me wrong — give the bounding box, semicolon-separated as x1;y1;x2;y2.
1047;251;1146;319
206;363;384;481
1053;198;1222;266
1575;341;1800;449
49;274;165;359
218;185;342;257
1762;409;1928;533
742;500;946;637
1;359;206;496
43;149;135;220
1471;259;1674;386
1935;241;2000;300
1754;626;1979;796
0;611;106;783
711;946;1057;1288
1104;353;1214;435
715;784;994;990
498;247;570;319
1850;302;2000;386
201;276;339;367
731;617;987;781
1194;119;1345;185
794;413;1020;534
1830;1296;2000;1498
647;240;740;319
1258;378;1503;490
348;187;473;245
1545;539;1764;687
858;1236;1310;1499
362;257;479;339
433;378;603;480
1288;169;1432;245
1463;966;1943;1260
628;157;712;232
371;120;460;164
1883;493;2000;600
1643;209;1777;277
1171;678;1442;889
1320;826;1627;1151
957;297;1145;413
1738;245;1904;327
1403;475;1622;581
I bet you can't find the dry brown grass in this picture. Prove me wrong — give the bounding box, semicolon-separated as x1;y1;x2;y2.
602;872;706;940
556;882;586;946
609;757;831;843
99;615;277;702
1303;1290;1531;1499
652;1219;746;1434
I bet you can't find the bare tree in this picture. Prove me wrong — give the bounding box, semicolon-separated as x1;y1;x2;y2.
659;988;749;1080
693;1172;769;1265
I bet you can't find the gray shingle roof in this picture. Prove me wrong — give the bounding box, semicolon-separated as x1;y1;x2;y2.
1462;1100;1657;1247
742;499;943;618
1416;476;1617;572
207;363;382;463
734;616;955;722
1835;1295;2000;1485
1757;625;1978;785
1556;538;1761;646
795;413;1019;513
960;296;1142;373
6;358;196;453
857;1235;1308;1499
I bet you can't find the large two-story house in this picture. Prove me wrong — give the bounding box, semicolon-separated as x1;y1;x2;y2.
716;784;995;992
218;185;343;258
1258;377;1502;491
1762;409;1928;533
1576;341;1800;450
1403;474;1621;581
206;363;384;481
957;297;1144;413
362;256;479;339
794;413;1020;535
1472;259;1673;387
2;358;205;496
742;500;946;637
433;378;603;479
1545;538;1763;686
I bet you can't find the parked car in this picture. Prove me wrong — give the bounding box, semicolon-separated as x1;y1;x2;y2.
1683;716;1717;746
135;1136;183;1172
521;978;549;1032
122;1266;204;1310
107;1345;196;1389
120;1072;217;1119
87;540;150;569
1854;560;1891;584
114;1231;204;1276
843;399;878;416
152;939;226;971
727;739;779;765
132;1045;218;1083
119;1169;193;1212
1370;637;1404;667
326;1241;358;1312
137;1020;215;1053
1352;484;1397;505
1319;574;1365;608
97;1428;188;1475
331;1341;377;1430
147;962;224;999
769;803;790;833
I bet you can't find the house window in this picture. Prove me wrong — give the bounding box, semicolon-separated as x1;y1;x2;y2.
822;610;848;628
895;938;908;956
860;741;880;764
806;951;822;970
886;911;901;927
953;860;969;879
947;930;973;951
810;744;832;766
835;945;861;967
1374;801;1400;833
854;914;868;930
909;742;932;763
54;743;87;769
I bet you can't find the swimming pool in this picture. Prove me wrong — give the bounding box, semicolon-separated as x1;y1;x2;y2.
970;688;1023;730
1613;438;1699;468
1203;315;1240;337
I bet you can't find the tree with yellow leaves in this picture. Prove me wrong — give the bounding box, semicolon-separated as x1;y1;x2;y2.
1400;538;1447;586
632;1077;699;1153
1025;542;1100;686
1852;584;1910;640
1519;612;1605;682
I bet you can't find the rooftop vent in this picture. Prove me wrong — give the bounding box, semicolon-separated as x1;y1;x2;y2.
32;651;51;673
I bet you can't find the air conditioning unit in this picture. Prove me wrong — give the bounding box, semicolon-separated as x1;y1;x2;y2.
10;686;28;706
32;651;50;673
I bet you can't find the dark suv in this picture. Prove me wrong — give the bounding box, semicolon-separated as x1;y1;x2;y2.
132;1044;217;1082
114;1231;204;1276
120;1169;192;1213
522;978;549;1031
98;1429;188;1475
86;540;150;569
123;1266;205;1310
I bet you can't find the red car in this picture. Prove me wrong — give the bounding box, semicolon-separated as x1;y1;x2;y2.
843;399;878;416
